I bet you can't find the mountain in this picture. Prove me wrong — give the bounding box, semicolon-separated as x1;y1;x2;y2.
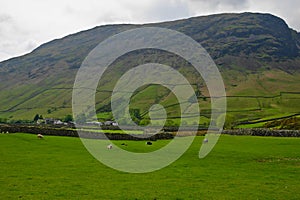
0;12;300;127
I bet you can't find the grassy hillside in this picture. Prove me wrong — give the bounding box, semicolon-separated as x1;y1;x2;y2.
0;13;299;127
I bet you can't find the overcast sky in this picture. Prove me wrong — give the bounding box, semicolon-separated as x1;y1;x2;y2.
0;0;299;62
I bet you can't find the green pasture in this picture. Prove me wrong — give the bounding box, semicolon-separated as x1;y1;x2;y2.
0;133;299;199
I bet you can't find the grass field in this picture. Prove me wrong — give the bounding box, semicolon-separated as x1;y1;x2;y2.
0;133;300;199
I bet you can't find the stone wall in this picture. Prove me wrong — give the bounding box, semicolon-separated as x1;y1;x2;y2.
0;124;174;140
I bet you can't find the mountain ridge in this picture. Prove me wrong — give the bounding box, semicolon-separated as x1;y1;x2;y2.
0;12;300;126
1;12;299;69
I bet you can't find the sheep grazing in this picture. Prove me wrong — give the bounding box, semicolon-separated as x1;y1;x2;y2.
203;138;208;144
146;141;152;145
107;144;113;149
37;134;44;139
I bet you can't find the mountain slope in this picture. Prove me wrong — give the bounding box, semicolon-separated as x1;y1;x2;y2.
0;12;300;125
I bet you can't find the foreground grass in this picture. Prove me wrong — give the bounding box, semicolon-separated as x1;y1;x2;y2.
0;133;299;199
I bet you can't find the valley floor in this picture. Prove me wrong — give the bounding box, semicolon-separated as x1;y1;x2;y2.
0;133;299;199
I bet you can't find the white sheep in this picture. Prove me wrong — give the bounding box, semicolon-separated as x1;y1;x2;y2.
203;138;208;144
107;144;113;149
37;134;44;139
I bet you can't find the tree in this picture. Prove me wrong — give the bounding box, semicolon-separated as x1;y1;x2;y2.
33;114;39;122
139;118;150;126
195;90;202;97
64;114;73;122
129;109;141;119
129;109;141;124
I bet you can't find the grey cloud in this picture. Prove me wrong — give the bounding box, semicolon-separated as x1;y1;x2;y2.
0;0;299;62
0;14;11;22
0;13;37;61
141;0;191;22
221;0;249;9
189;0;249;9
